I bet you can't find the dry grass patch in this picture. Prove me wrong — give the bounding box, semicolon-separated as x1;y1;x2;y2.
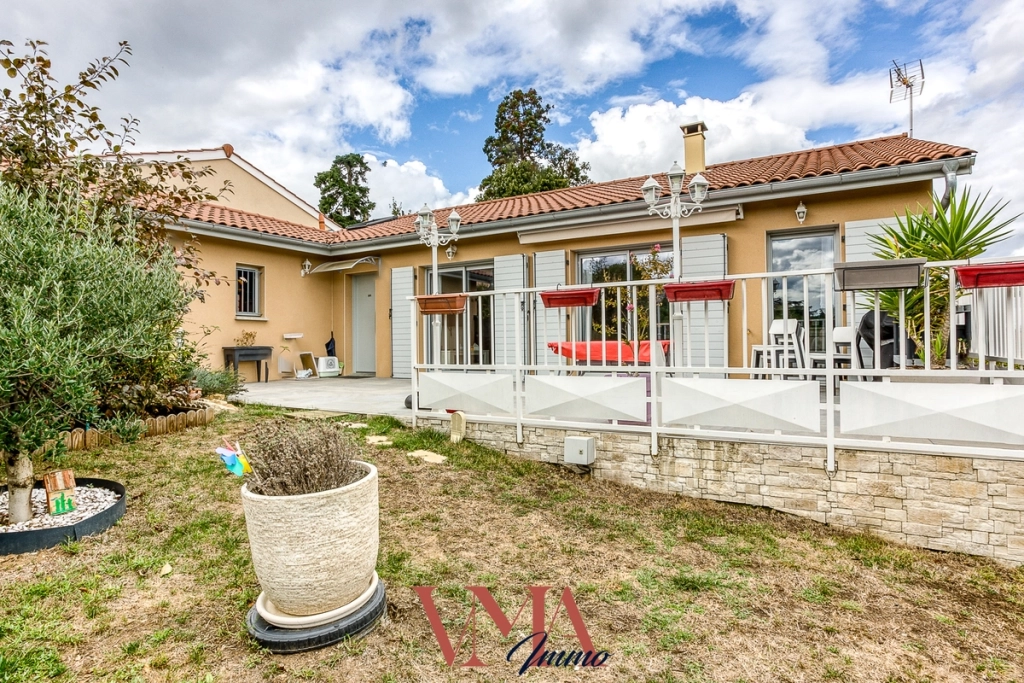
1;406;1023;682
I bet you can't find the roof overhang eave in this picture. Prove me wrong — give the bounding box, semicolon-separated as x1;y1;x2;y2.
170;155;975;255
330;155;976;254
169;218;334;255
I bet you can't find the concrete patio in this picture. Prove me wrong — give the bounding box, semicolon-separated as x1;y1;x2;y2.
236;376;412;416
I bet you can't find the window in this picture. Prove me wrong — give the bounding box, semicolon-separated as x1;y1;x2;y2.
578;245;673;341
236;266;263;317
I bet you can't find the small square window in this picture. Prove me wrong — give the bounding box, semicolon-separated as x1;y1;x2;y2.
236;266;263;316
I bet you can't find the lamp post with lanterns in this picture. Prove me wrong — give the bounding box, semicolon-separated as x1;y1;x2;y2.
415;204;461;365
640;162;710;280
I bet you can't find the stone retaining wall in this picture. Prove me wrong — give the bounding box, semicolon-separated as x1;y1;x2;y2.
418;418;1024;565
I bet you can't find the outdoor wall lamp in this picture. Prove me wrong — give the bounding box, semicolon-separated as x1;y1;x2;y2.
415;204;461;365
446;244;458;260
795;201;808;225
300;259;312;277
640;161;710;280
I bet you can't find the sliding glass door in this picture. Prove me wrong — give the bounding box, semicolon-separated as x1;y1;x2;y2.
427;265;494;364
769;231;836;355
579;246;673;342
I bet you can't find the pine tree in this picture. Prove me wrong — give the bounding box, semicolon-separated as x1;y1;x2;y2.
478;89;590;201
314;153;376;226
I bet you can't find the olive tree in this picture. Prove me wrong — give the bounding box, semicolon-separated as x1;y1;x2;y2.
0;183;192;523
0;39;229;297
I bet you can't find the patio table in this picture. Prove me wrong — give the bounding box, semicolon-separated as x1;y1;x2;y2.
547;341;635;364
546;340;671;365
223;345;273;383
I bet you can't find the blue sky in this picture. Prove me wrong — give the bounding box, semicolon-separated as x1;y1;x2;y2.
6;0;1024;248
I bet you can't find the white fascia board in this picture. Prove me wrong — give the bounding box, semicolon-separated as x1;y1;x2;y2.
228;153;341;228
518;204;742;244
343;157;973;253
129;149;229;163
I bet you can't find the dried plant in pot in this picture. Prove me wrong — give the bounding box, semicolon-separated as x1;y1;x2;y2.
240;419;378;619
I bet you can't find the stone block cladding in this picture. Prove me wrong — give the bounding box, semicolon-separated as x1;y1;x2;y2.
417;418;1024;565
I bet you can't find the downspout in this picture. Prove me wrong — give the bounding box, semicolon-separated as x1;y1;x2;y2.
939;159;959;211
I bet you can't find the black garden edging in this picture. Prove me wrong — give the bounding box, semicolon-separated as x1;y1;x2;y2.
0;478;126;555
246;580;387;654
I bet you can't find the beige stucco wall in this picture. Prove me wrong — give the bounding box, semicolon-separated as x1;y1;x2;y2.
180;179;932;379
180;238;336;382
197;158;321;228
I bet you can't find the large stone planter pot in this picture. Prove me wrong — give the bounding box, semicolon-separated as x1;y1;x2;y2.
241;461;378;616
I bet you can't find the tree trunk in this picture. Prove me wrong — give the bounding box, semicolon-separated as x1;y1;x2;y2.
5;450;34;524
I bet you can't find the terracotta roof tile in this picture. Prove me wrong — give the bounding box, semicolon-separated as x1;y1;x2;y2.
180;134;974;246
179;204;334;244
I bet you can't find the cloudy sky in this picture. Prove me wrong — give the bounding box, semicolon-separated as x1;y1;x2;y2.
6;0;1023;249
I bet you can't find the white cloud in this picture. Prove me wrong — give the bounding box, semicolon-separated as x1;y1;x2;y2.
2;0;1021;250
454;109;482;122
332;60;414;144
364;155;478;218
575;0;1024;253
578;95;810;180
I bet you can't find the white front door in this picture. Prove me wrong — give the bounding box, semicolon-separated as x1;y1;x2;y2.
352;274;376;374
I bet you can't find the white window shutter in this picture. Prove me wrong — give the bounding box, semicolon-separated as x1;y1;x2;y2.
390;266;414;378
533;250;566;366
493;254;528;365
678;234;727;371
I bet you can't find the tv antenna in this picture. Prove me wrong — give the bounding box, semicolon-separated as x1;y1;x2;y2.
889;59;924;138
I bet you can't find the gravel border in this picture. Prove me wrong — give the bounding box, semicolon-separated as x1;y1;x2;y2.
0;485;122;533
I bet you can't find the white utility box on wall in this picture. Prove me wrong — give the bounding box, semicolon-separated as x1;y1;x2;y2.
564;436;595;465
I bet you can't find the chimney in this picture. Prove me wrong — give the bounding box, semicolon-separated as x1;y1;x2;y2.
680;121;708;175
318;213;326;231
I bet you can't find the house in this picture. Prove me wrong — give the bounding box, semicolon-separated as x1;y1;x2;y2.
156;131;1024;566
163;126;975;381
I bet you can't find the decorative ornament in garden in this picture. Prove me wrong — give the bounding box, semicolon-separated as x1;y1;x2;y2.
216;438;251;477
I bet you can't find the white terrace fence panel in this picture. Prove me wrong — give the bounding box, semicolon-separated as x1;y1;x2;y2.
410;257;1024;471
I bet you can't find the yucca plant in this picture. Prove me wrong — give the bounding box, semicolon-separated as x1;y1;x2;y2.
870;188;1018;368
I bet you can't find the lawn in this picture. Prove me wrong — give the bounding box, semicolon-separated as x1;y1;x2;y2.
2;405;1023;682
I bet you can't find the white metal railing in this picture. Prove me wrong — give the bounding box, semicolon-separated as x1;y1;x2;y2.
410;258;1024;471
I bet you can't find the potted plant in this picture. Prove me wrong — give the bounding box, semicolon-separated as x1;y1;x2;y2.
239;418;384;651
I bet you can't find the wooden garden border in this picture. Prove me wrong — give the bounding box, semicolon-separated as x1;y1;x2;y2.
58;407;217;451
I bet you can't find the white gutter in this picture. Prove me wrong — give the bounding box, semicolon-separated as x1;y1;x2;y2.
169;219;334;255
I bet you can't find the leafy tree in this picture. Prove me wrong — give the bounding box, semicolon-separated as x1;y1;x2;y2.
389;197;406;217
315;153;375;226
478;88;590;201
478;160;570;199
591;244;672;341
0;39;229;298
0;183;195;523
871;189;1018;367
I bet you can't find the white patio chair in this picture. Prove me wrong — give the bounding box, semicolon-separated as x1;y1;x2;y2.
831;325;862;387
750;319;807;379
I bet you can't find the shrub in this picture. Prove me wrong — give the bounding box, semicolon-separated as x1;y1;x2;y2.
190;367;246;397
94;414;147;444
242;419;363;496
0;182;193;522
